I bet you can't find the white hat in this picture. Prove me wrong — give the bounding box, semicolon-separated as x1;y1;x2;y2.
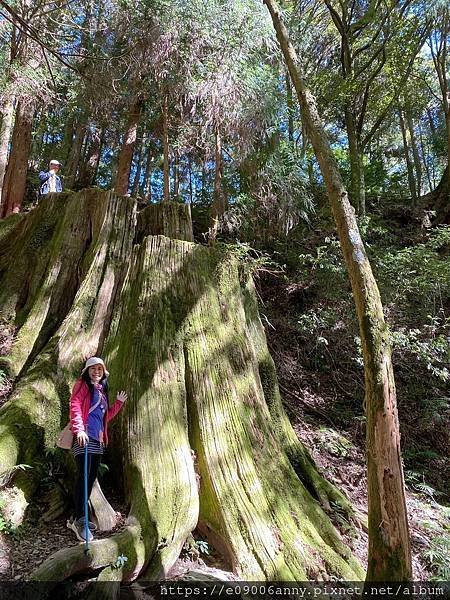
81;357;109;377
49;159;61;166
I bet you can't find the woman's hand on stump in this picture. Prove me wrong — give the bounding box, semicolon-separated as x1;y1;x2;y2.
77;431;89;447
117;391;128;403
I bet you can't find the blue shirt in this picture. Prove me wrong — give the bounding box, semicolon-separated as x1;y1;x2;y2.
87;384;108;442
39;170;63;195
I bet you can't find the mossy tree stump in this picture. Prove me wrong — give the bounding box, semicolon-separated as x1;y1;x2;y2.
0;191;364;585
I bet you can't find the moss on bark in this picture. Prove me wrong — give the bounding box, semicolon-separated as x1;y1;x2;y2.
0;191;363;584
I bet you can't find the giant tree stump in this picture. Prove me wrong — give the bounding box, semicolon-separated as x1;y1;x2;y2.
0;191;364;585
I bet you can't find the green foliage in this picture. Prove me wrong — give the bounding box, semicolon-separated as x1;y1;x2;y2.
374;228;450;308
218;241;277;283
422;534;450;580
297;236;347;299
111;554;128;570
404;470;445;502
27;448;67;489
196;539;210;555
0;501;15;535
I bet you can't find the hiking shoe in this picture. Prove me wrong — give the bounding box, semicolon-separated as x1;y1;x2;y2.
67;516;97;531
67;517;94;542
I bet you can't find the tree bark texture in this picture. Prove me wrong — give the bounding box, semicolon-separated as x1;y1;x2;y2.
405;110;422;197
115;96;144;196
210;127;227;243
163;93;170;202
77;126;103;189
345;108;365;217
398;107;417;204
64;119;87;189
0;99;35;218
263;0;412;582
0;190;364;585
0;98;14;206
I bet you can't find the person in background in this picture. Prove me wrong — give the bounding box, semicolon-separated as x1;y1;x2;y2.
39;159;63;196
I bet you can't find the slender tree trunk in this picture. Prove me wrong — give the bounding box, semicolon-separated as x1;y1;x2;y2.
115;95;144;196
430;8;450;191
61;114;75;165
131;135;145;197
345;107;365;216
201;159;207;204
286;72;294;142
1;99;35;217
131;154;142;197
109;128;121;187
445;109;450;192
418;123;433;192
263;0;412;582
0;98;14;205
398;106;417;204
426;107;437;137
162;93;170;201
210;127;226;243
65;119;86;189
173;151;179;199
188;157;193;204
31;110;45;161
405;110;422;197
140;142;153;199
78;126;103;189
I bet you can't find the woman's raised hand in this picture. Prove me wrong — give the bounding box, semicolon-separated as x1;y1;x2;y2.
117;391;128;403
77;431;89;447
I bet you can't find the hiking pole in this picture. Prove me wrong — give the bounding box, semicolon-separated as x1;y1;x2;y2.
84;441;89;554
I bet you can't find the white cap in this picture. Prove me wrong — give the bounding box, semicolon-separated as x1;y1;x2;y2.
49;159;61;166
81;356;109;377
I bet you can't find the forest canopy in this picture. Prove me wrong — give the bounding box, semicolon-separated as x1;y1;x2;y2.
0;0;448;223
0;0;449;590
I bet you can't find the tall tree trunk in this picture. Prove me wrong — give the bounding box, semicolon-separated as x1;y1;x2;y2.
188;157;193;204
140;142;153;199
210;126;226;243
263;0;412;582
405;110;422;197
286;71;294;142
61;114;75;165
0;99;35;218
131;151;143;198
173;151;180;199
418;122;433;191
131;134;145;198
345;107;365;216
446;108;450;192
162;93;170;202
77;126;103;189
115;95;144;196
0;98;14;205
201;159;207;204
398;106;417;205
429;7;450;192
65;119;86;189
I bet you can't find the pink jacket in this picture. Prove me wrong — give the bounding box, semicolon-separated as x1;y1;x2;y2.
69;379;124;446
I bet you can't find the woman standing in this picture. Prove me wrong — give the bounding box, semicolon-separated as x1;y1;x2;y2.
67;356;127;542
